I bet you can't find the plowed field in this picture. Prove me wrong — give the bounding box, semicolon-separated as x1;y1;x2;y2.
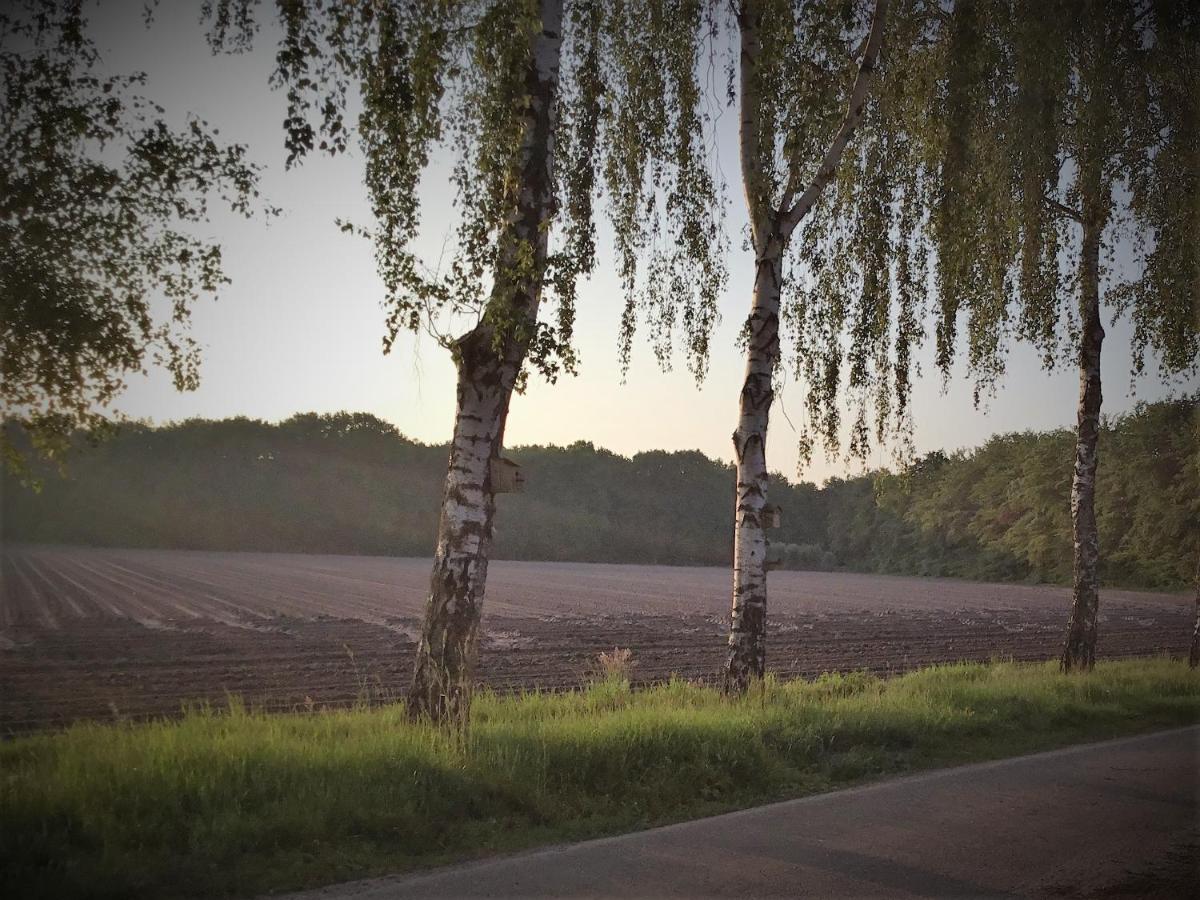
1;546;1191;734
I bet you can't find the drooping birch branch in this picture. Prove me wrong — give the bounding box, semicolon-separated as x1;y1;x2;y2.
777;0;889;236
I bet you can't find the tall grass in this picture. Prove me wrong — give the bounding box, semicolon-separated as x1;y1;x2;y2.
2;658;1197;899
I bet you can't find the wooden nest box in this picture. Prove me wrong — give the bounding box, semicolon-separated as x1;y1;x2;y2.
764;504;782;528
490;457;525;494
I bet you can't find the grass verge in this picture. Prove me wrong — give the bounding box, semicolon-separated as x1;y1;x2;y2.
2;657;1197;899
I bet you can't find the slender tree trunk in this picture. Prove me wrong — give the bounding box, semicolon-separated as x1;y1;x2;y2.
1061;208;1105;673
721;0;886;693
406;336;514;723
408;0;563;723
725;235;783;692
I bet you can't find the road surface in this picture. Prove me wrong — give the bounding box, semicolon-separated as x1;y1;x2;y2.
280;727;1200;898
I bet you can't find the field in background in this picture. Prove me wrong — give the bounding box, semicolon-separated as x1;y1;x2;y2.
1;546;1192;734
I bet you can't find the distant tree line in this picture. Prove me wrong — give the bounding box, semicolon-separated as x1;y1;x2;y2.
4;398;1194;590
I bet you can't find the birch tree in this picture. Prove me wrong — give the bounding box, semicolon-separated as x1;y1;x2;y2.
204;0;725;723
924;0;1198;671
722;0;903;691
722;0;1195;685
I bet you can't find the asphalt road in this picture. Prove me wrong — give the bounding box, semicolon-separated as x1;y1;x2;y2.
282;727;1200;899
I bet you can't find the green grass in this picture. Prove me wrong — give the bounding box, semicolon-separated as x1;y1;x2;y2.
3;657;1197;899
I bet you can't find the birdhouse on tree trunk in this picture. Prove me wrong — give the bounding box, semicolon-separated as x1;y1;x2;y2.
490;457;524;493
765;504;781;528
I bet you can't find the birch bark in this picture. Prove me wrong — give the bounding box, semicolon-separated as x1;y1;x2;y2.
407;0;563;722
1061;185;1106;672
723;0;887;691
726;234;783;691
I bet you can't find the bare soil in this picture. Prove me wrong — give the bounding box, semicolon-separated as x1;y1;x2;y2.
1;546;1191;735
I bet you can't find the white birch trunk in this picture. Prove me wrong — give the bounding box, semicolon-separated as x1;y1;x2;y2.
408;0;563;723
1061;204;1104;672
726;236;783;691
723;0;887;692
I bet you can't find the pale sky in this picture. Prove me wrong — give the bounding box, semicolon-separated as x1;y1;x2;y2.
95;2;1194;485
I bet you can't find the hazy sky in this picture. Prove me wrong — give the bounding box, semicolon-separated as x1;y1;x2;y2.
94;2;1194;484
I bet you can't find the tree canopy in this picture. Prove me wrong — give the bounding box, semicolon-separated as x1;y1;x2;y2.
788;0;1198;459
0;0;270;471
915;0;1197;388
202;0;727;383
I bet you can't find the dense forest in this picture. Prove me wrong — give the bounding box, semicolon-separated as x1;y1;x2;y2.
2;398;1195;589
